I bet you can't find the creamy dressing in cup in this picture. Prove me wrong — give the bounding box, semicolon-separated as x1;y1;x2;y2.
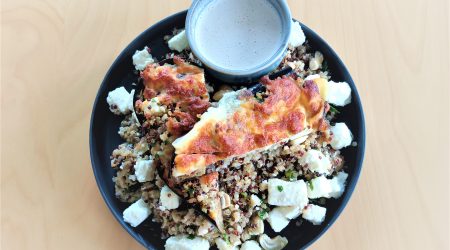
186;0;292;83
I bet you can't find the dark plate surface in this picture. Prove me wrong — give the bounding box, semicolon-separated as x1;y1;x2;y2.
90;10;365;250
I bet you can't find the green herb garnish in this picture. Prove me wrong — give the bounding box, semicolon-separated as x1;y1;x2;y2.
285;169;296;181
277;185;283;192
258;209;267;219
240;192;248;198
222;234;231;244
187;234;195;240
329;105;340;114
308;180;314;191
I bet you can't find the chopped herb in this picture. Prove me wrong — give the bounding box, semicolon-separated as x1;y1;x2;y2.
240;192;248;198
285;169;296;181
154;154;160;160
258;209;267;219
308;180;314;190
222;234;231;244
187;234;195;240
329;105;340;114
277;185;284;192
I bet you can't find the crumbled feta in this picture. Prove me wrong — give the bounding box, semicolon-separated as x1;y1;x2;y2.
168;30;189;52
259;180;268;191
123;199;150;227
160;185;181;210
302;204;327;225
329;171;348;198
197;219;214;236
327;81;352;106
148;97;166;115
241;240;262;250
106;86;134;115
305;74;320;81
275;206;302;220
330;123;353;150
258;234;288;250
165;235;210;250
215;238;239;250
267;208;290;232
250;194;262;208
268;179;308;207
307;175;332;199
299;149;332;175
288;21;306;48
134;158;153;182
132;47;154;71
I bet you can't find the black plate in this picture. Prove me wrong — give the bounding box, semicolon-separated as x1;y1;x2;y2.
90;10;365;250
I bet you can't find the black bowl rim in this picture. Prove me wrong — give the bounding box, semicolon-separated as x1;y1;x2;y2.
89;9;366;250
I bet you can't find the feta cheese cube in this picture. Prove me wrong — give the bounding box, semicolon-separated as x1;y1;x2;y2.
197;219;214;236
275;206;302;220
106;86;134;115
330;123;353;150
307;175;332;199
288;21;306;48
134;158;153;182
302;204;326;225
165;235;210;250
123;199;150;227
250;194;262;208
168;30;189;52
267;208;290;232
132;47;154;71
299;149;332;175
327;81;352;106
268;179;308;207
160;185;181;210
215;238;239;250
259;234;288;250
241;240;262;250
329;171;348;198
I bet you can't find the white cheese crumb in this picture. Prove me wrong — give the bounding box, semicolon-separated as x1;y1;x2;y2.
275;206;302;220
134;158;153;182
168;30;189;52
327;81;352;106
160;185;181;210
288;21;306;48
307;175;332;199
241;240;262;250
215;238;240;250
197;220;214;236
132;47;154;71
267;208;290;232
299;149;332;175
106;86;134;115
268;179;308;208
302;204;327;225
250;194;262;208
304;74;320;81
165;235;210;250
330;123;353;150
258;234;288;250
329;171;348;198
123;199;150;227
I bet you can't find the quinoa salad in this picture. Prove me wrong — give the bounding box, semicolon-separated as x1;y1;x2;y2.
106;21;355;250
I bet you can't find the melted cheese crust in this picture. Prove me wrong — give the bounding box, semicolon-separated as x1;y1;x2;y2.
173;76;329;177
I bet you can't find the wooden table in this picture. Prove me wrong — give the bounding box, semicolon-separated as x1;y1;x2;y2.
2;0;449;249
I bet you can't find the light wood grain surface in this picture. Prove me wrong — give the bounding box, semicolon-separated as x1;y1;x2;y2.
1;0;449;249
